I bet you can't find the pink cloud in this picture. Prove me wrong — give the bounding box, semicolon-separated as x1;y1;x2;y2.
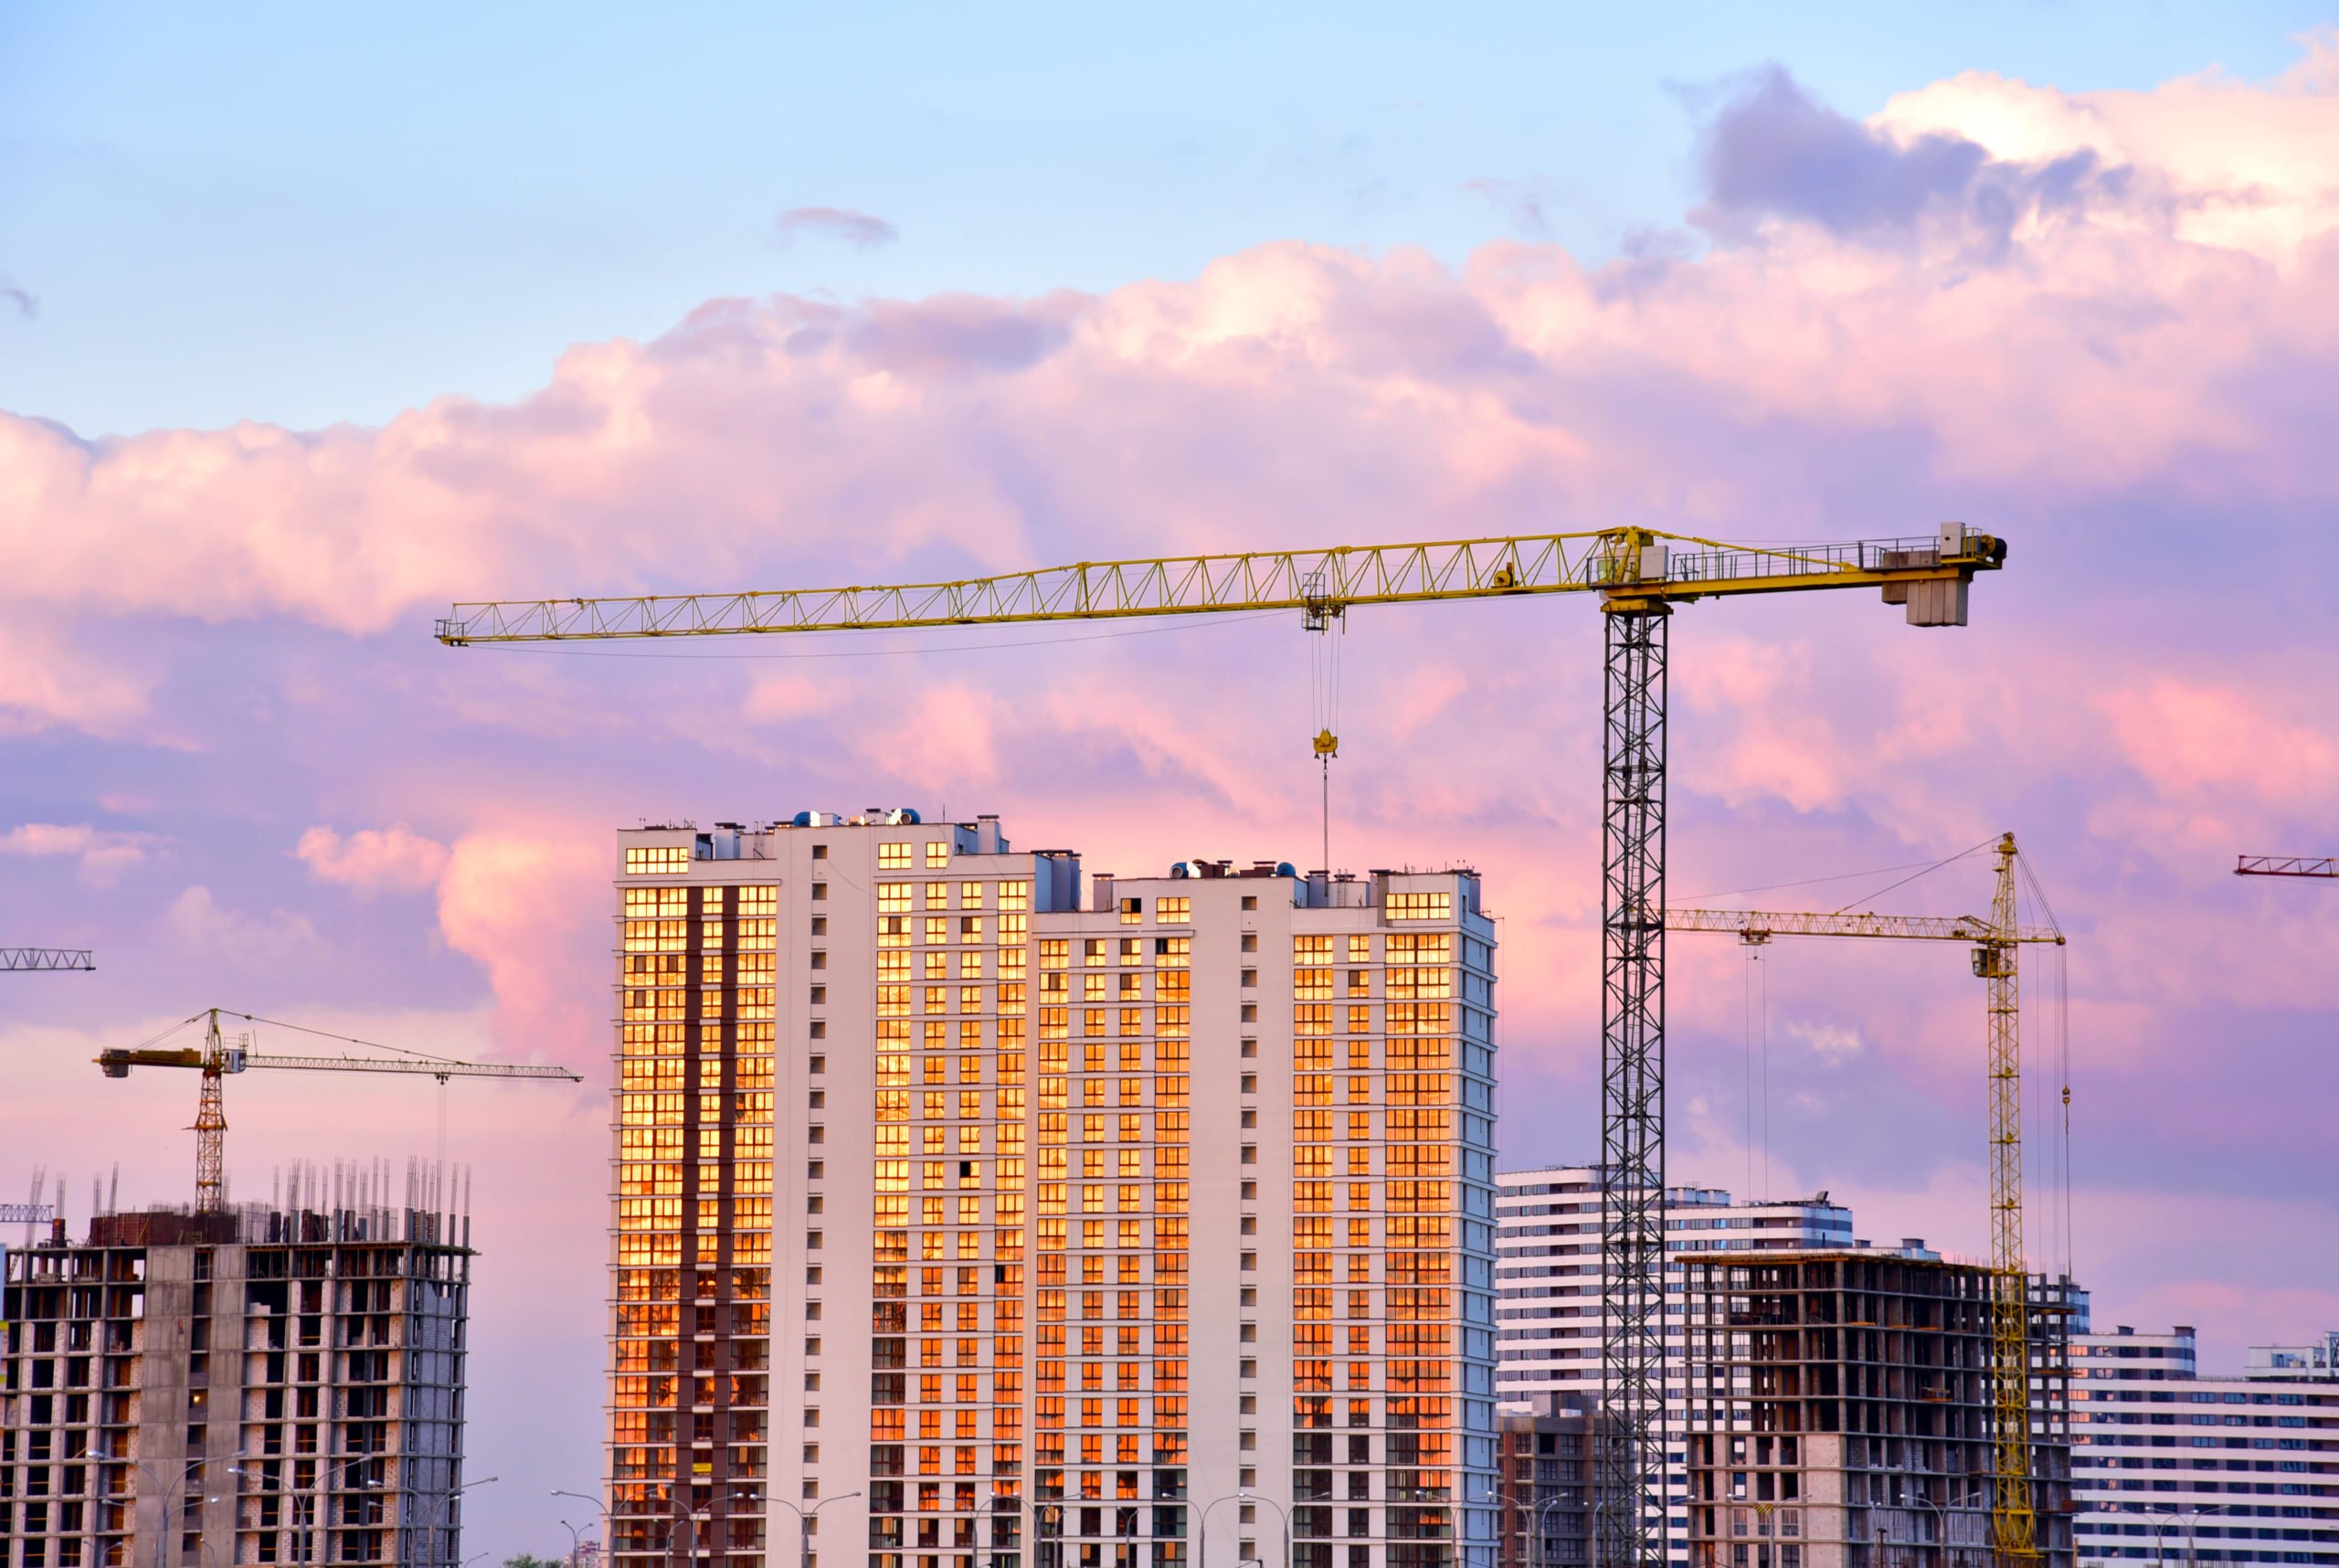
433;830;609;1071
1;821;162;885
294;823;452;895
163;886;323;969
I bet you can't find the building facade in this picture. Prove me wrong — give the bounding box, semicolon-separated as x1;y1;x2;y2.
609;815;1501;1568
0;1188;471;1568
1678;1249;2074;1568
2071;1324;2339;1567
1493;1393;1598;1568
1495;1168;1865;1559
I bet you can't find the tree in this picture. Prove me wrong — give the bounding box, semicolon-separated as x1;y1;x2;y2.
504;1555;565;1568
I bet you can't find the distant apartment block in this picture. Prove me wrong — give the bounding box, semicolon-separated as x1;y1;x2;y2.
1492;1393;1600;1568
1495;1168;1860;1404
1678;1249;2075;1568
1495;1167;1865;1558
2071;1323;2339;1567
0;1180;471;1568
609;814;1500;1568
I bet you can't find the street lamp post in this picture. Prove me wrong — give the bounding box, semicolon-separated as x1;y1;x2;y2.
1921;1493;1950;1568
769;1489;864;1568
557;1489;619;1563
560;1517;597;1568
232;1459;368;1568
2184;1504;2223;1568
127;1457;216;1568
419;1475;500;1568
1242;1491;1291;1568
665;1487;762;1568
1034;1500;1066;1568
2150;1504;2221;1568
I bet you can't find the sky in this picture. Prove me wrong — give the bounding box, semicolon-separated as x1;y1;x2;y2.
5;3;2339;1558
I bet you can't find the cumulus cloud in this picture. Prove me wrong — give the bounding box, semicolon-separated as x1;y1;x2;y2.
775;205;900;249
295;824;452;895
434;831;609;1069
0;621;153;737
1787;1019;1866;1061
0;822;162;885
1688;64;2147;267
164;887;323;968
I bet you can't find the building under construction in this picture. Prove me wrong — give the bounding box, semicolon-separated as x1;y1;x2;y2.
1678;1249;2075;1568
0;1165;472;1568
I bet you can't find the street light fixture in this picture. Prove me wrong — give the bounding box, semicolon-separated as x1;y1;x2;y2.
232;1457;370;1567
559;1517;598;1568
1239;1490;1292;1568
418;1475;500;1568
665;1486;762;1568
557;1489;619;1559
769;1489;864;1568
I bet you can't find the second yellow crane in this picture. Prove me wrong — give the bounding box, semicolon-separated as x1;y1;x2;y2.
1668;832;2064;1563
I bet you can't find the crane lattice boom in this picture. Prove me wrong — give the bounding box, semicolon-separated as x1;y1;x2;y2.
2;948;94;971
1667;907;2062;945
440;523;2007;1568
2236;855;2338;877
437;527;2006;643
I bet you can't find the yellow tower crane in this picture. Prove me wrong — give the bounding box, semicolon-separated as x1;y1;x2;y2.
99;1007;582;1212
1667;832;2064;1563
438;524;2009;1568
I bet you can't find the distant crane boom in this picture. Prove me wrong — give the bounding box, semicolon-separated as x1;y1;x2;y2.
2;948;94;971
97;1009;581;1211
2236;855;2338;878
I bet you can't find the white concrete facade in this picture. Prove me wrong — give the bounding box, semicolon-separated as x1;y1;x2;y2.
609;816;1500;1568
2071;1325;2339;1568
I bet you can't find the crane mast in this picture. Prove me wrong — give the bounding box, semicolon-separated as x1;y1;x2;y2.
440;523;2006;1568
1668;832;2064;1563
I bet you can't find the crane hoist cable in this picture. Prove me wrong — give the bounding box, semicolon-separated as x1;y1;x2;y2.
1305;570;1345;874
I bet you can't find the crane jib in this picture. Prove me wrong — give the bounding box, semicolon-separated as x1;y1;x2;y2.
434;527;2006;643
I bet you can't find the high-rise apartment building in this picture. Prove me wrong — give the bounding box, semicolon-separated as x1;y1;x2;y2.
0;1183;471;1568
609;815;1500;1568
2070;1323;2339;1567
